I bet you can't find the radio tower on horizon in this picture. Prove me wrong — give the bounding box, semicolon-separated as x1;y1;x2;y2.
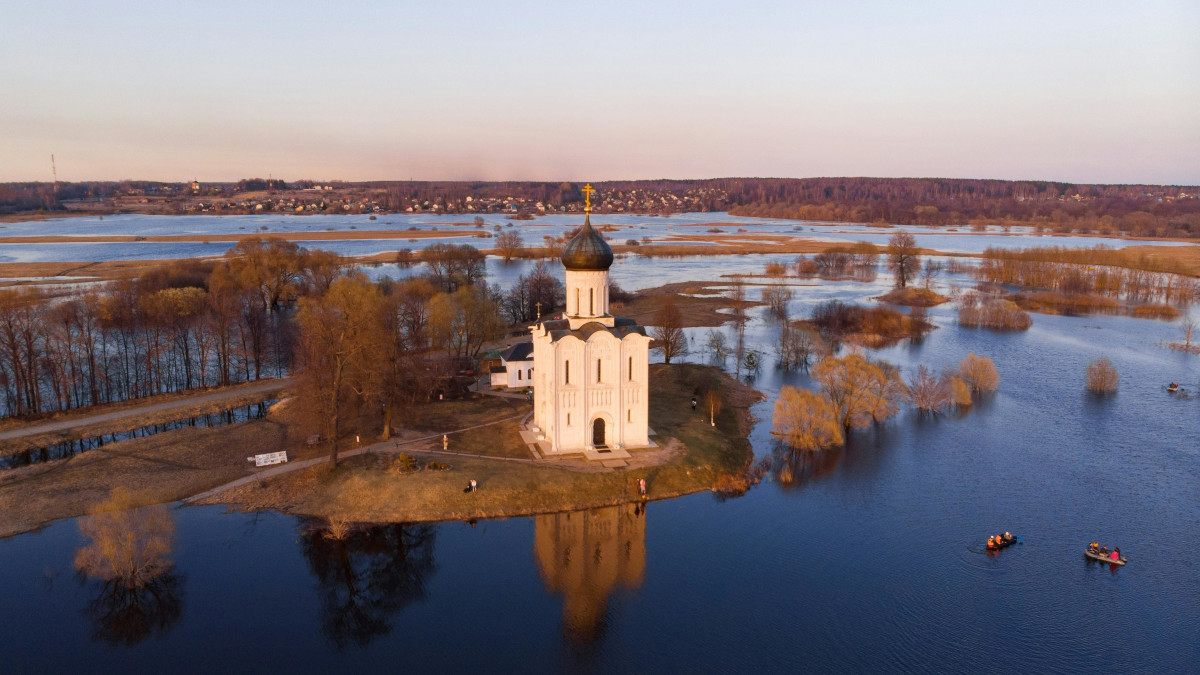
50;154;58;194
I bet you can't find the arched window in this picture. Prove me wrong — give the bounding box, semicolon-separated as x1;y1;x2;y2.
589;288;594;315
628;356;633;380
596;358;602;382
565;360;570;385
574;288;580;315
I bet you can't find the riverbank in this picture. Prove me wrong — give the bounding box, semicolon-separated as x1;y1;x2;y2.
0;364;762;538
196;363;764;524
0;378;290;449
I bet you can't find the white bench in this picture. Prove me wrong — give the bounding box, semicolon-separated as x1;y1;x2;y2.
248;451;288;467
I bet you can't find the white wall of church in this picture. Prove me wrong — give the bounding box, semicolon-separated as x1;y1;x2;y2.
565;270;609;319
531;328;651;454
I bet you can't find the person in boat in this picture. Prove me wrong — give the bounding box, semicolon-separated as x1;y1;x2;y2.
1100;545;1108;555
1111;547;1121;561
1089;542;1099;552
1003;532;1013;542
987;536;995;549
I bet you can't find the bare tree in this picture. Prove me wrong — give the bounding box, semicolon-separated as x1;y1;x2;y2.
651;297;687;364
495;231;523;263
762;286;793;321
774;321;816;371
730;284;748;377
771;386;843;451
295;275;386;466
922;258;942;290
702;388;723;427
907;364;951;411
705;329;730;364
812;353;903;431
887;232;921;288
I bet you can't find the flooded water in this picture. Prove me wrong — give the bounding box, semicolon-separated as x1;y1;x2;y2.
0;402;275;469
0;212;1189;264
1;243;1199;672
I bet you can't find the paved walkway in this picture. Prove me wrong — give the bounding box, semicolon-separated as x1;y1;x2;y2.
182;413;528;504
0;378;293;442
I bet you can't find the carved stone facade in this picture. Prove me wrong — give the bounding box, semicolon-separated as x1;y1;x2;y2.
529;209;651;454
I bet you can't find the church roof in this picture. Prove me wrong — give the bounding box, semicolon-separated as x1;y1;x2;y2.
500;342;534;362
560;214;613;271
540;317;647;343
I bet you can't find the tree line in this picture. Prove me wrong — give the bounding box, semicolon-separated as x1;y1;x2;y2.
0;237;567;424
0;239;323;418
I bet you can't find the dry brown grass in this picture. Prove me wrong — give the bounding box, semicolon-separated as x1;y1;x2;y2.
1012;292;1120;316
1129;303;1181;320
1119;245;1200;277
406;395;526;434
614;281;762;328
207;364;764;523
876;287;949;307
0;403;297;539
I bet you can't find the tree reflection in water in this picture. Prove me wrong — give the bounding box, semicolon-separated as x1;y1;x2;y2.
299;520;437;649
773;440;844;487
534;504;646;644
73;489;184;647
82;573;185;647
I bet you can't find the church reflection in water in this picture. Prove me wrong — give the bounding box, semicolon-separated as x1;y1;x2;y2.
533;503;646;642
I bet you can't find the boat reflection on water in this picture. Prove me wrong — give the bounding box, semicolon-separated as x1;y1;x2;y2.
299;521;437;649
533;504;646;643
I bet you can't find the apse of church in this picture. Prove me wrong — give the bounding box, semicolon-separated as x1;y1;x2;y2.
533;504;647;642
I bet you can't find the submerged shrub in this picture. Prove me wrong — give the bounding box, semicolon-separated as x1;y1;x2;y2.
772;386;843;451
958;293;1032;330
1085;357;1119;393
1130;303;1180;320
948;375;973;406
959;353;999;393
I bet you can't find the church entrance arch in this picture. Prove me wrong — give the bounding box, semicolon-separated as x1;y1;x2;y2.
592;417;606;447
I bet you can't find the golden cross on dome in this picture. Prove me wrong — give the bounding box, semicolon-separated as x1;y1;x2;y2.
581;183;595;212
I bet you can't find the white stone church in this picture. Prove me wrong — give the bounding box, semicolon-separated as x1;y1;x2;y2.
527;188;652;456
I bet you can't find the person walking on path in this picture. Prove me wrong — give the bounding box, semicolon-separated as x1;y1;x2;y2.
443;434;449;451
638;478;647;498
691;397;697;412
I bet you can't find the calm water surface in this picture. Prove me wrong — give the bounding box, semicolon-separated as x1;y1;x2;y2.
0;212;1189;263
1;261;1198;673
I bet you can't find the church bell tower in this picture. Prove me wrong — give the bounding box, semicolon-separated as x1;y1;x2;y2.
561;184;615;329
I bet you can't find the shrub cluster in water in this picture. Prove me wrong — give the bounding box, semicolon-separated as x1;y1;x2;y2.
957;293;1032;330
810;300;932;342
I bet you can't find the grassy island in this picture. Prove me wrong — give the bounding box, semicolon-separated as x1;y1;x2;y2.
197;363;764;523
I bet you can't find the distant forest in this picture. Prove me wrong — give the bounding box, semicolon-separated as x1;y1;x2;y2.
3;176;1198;238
